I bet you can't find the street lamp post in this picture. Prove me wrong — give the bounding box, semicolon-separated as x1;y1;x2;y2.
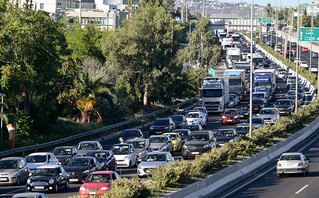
295;0;300;114
0;93;5;144
249;0;254;138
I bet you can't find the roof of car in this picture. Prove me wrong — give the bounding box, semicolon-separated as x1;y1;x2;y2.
253;92;266;94
163;132;179;135
54;146;75;149
28;152;52;156
218;129;235;131
146;152;170;155
37;165;62;169
78;141;100;144
127;138;148;142
12;193;47;197
191;130;212;134
123;128;141;131
0;157;24;161
88;171;115;174
260;107;277;110
73;156;96;160
113;143;132;146
149;135;169;138
224;108;237;111
87;150;110;153
281;152;302;156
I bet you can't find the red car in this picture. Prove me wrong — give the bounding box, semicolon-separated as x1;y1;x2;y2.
302;47;308;52
243;40;248;45
292;48;297;55
79;171;120;196
221;108;240;124
252;98;265;113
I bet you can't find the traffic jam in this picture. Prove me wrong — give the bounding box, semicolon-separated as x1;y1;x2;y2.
0;31;313;197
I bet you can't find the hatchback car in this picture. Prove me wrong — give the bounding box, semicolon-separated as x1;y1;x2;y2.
215;129;237;147
0;157;29;185
79;171;120;196
169;115;186;129
183;124;203;131
148;135;173;153
245;117;264;129
111;144;137;168
149;118;175;136
258;107;280;125
252;98;265;113
76;141;103;157
277;152;309;177
86;150;117;171
185;111;207;127
173;129;191;144
52;146;78;166
119;129;143;143
25;153;59;173
126;138;150;162
193;106;208;121
275;99;294;115
26;165;69;193
221;108;240;125
137;152;174;177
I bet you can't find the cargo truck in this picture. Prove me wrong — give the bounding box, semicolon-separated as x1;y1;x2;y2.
224;69;246;101
253;69;276;101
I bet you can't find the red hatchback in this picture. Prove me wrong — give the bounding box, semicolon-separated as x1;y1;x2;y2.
302;47;308;52
221;108;240;124
79;171;120;196
252;98;265;112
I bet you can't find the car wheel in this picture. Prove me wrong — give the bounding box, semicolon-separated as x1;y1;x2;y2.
16;177;21;185
65;180;69;191
277;173;281;177
306;169;309;175
133;158;138;168
55;184;59;193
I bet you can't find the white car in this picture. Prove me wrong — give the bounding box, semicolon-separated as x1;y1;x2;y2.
277;152;309;177
25;153;59;173
111;144;137;168
193;106;208;121
185;111;207;127
257;107;280;125
300;61;308;68
310;65;318;73
137;152;174;177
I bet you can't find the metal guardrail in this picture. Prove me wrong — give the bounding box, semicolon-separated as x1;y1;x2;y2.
0;96;199;158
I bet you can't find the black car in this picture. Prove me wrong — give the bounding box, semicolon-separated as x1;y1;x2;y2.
182;130;216;159
215;129;237;147
173;129;191;144
236;106;249;119
275;99;294;116
52;146;78;166
26;165;69;193
64;157;102;183
86;150;117;171
235;123;252;136
149;118;175;136
169;115;186;129
119;129;143;143
183;124;202;131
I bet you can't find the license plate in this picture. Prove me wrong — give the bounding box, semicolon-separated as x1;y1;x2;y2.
69;179;78;182
34;186;44;189
89;192;96;195
227;120;233;122
192;152;199;155
254;107;259;110
0;178;7;181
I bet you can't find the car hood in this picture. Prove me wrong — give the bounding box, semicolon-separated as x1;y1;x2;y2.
275;105;291;108
138;161;167;169
77;150;93;156
222;115;237;118
114;154;131;160
252;104;263;107
0;169;17;175
186;118;199;122
30;176;56;182
64;166;90;173
82;182;112;189
185;141;209;146
150;143;166;149
174;121;183;125
27;163;47;170
56;155;71;162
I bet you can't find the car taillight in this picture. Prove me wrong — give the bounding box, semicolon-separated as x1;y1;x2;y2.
277;163;282;167
298;163;304;166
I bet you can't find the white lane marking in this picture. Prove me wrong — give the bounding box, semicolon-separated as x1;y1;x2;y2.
0;188;25;196
295;184;309;195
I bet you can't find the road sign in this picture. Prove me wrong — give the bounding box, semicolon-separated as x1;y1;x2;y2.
298;27;319;42
243;17;274;23
208;68;215;76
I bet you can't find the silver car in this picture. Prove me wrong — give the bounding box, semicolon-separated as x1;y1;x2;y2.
127;138;150;162
76;141;103;157
277;152;309;177
257;107;280;125
148;135;174;153
12;193;48;198
0;157;29;185
137;152;174;177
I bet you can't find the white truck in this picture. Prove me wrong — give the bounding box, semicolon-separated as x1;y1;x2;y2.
226;48;241;69
222;38;233;50
224;69;246;101
201;77;229;113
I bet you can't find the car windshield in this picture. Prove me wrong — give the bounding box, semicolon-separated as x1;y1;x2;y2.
229;79;241;87
0;160;17;169
216;130;234;137
165;134;178;140
253;99;263;104
53;148;72;155
85;173;112;183
253;94;264;98
237;106;249;111
111;145;130;154
149;137;167;143
153;120;169;126
67;158;90;166
188;134;209;141
33;168;57;176
142;154;166;162
280;155;301;161
170;115;183;122
202;89;223;97
255;81;271;88
276;100;290;105
186;113;199;118
122;130;139;137
236;126;249;131
87;152;106;160
224;110;237;115
26;155;46;163
128;141;145;149
259;109;277;114
78;143;96;150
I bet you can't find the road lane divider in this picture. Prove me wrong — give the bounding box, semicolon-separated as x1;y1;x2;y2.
295;184;309;195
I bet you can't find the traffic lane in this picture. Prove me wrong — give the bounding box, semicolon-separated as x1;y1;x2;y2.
226;132;319;198
0;185;25;197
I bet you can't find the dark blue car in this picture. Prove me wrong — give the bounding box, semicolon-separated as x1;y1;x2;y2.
215;129;237;147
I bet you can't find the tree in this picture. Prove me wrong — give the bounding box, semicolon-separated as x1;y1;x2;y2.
265;3;273;18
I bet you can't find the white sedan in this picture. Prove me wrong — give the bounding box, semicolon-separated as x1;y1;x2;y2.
277;152;309;177
300;61;308;68
185;111;207;127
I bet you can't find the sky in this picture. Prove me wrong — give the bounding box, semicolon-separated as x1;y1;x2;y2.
217;0;317;7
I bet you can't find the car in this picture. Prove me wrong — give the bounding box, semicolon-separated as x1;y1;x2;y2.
235;123;253;136
26;165;69;193
185;111;207;127
312;51;318;58
275;99;294;116
215;129;237;147
173;129;191;144
252;92;269;106
148;135;174;153
221;108;240;125
111;144;137;168
163;132;183;151
228;94;239;107
193;106;208;121
293;58;300;64
288;90;304;104
137;152;174;177
291;48;297;56
76;141;103;157
182;130;216;159
25;153;59;173
236;106;249;119
274;45;281;52
252;98;266;113
310;65;318;73
79;171;120;196
0;157;29;185
300;61;308;68
12;193;48;198
52;146;78;166
286;75;296;88
302;47;308;52
119;129;143;143
245;117;264;129
289;87;305;99
86;150;117;171
277;71;287;80
276;152;309;177
126;138;150;162
149;118;175;136
257;107;280;125
183;124;203;131
169;115;186;129
266;41;271;46
65;156;103;183
287;95;301;107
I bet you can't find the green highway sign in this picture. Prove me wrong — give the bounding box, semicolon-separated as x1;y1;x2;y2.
243;17;274;23
208;68;215;76
299;27;319;42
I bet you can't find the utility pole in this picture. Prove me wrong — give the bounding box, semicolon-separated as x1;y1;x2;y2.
295;0;300;114
249;0;254;138
127;0;130;20
79;0;82;23
202;0;206;17
0;93;4;144
310;13;313;75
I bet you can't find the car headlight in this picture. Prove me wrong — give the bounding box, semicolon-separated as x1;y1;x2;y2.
49;179;55;184
234;116;238;119
124;155;130;159
203;145;210;149
27;179;31;184
101;187;109;191
150;127;154;129
161;145;168;150
222;116;227;119
82;170;90;174
80;187;86;191
183;145;187;149
11;171;18;176
165;126;169;129
119;137;123;142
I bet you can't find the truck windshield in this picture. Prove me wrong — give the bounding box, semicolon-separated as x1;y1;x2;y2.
229;55;240;60
202;89;223;97
254;82;272;88
229;79;241;87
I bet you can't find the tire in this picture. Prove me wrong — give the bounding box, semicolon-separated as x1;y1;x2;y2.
302;171;306;177
277;173;281;177
65;180;69;191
